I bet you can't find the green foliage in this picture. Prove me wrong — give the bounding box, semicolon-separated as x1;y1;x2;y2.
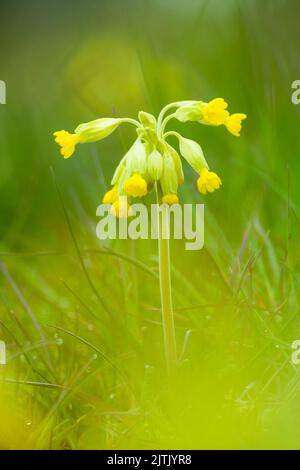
0;0;300;449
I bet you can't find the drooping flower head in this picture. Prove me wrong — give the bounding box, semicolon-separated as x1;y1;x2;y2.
54;98;246;215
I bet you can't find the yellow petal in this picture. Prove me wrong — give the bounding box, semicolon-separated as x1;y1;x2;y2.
102;186;118;204
124;173;147;198
111;199;132;218
197;168;222;194
225;113;247;137
162;193;179;205
202;98;229;126
53;130;80;158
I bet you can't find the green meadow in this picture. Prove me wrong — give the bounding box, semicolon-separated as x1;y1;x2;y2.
0;0;300;449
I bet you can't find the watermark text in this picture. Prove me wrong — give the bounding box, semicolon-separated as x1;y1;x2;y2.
96;199;204;251
0;80;6;104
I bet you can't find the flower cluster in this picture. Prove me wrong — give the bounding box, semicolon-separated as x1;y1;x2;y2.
54;98;246;216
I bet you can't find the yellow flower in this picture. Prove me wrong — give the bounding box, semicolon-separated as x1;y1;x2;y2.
111;199;132;218
124;173;147;197
202;98;229;126
162;193;179;205
102;186;118;204
225;113;247;136
197;167;222;194
53;130;80;158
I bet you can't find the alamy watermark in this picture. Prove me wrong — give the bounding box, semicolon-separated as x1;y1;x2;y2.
291;340;300;365
0;80;6;104
96;198;204;251
291;80;300;105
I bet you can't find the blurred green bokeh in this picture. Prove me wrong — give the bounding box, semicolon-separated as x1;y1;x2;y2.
0;0;300;449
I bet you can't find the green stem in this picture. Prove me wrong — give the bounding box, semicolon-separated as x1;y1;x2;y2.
121;118;141;127
163;130;181;141
159;113;177;137
157;102;179;131
155;183;177;375
157;100;195;131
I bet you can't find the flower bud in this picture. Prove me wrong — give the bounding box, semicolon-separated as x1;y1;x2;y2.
178;136;209;173
126;140;147;176
164;143;184;185
138;111;156;129
111;154;127;186
147;149;163;181
160;153;178;195
75;118;121;143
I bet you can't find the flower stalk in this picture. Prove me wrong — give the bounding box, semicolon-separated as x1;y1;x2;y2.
155;182;177;375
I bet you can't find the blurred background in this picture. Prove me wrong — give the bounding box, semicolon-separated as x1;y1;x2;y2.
0;0;300;449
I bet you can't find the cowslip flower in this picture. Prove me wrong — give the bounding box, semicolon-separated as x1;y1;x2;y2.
53;97;246;215
201;98;229;126
175;97;246;135
197;168;222;194
53;131;81;159
53;97;247;375
162;193;179;205
54;118;131;159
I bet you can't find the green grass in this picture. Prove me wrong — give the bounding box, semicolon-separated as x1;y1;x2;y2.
0;0;300;449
